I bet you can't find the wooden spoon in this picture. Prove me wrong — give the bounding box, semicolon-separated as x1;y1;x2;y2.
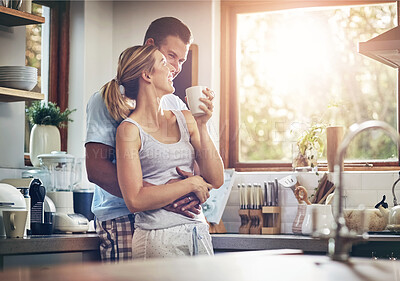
294;185;311;205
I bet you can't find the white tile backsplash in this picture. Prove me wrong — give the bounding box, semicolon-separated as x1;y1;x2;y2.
221;170;400;234
361;172;396;190
221;205;240;222
296;172;320;190
281;205;298;223
344;189;378;209
279;188;298;206
0;168;24;180
342;172;362;189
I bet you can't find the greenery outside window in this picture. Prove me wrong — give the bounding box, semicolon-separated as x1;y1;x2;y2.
25;3;50;153
24;1;70;165
220;1;399;171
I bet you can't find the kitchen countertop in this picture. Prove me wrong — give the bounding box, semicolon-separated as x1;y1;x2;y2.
212;234;328;253
212;233;400;257
1;232;399;256
0;249;399;281
0;233;100;255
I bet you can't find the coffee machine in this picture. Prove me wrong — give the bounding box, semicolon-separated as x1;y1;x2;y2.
37;151;89;233
0;183;27;237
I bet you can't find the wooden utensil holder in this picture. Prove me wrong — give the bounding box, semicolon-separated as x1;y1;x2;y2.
238;209;251;234
249;209;263;234
262;206;281;234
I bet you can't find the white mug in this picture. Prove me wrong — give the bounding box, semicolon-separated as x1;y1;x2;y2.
3;210;27;238
185;86;207;117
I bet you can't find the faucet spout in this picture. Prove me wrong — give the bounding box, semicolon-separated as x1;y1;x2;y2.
330;120;400;261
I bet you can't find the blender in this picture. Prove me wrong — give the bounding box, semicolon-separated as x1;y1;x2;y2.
37;151;89;233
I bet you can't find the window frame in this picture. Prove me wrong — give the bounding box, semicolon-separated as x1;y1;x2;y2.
25;1;70;166
220;0;400;171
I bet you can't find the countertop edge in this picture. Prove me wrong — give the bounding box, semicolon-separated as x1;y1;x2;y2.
0;234;99;255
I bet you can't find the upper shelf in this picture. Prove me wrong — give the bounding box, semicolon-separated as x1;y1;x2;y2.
0;6;45;27
0;87;44;102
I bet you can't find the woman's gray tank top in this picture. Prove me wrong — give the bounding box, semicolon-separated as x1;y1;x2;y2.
121;110;206;230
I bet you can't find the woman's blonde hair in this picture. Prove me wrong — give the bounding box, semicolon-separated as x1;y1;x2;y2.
102;45;158;122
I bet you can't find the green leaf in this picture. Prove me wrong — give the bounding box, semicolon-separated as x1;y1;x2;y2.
26;101;76;128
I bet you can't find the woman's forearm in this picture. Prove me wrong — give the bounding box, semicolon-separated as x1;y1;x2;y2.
123;179;193;213
195;124;224;189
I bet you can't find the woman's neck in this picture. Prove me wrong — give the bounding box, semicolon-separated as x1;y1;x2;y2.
130;83;165;128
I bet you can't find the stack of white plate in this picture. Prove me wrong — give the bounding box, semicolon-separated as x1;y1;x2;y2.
0;66;38;91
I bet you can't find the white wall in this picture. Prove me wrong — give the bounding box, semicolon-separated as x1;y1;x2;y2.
0;0;220;180
68;0;114;189
0;26;27;169
68;0;220;165
67;0;222;187
68;0;114;159
111;0;220;144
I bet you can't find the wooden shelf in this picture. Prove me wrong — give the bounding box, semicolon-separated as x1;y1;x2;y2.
0;87;44;102
0;6;45;26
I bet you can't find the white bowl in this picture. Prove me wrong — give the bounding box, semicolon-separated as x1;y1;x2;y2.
0;80;37;91
0;78;37;82
0;66;37;72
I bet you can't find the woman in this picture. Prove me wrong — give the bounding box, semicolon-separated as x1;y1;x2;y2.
102;45;224;259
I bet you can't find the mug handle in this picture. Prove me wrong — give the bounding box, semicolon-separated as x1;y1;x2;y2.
10;213;16;230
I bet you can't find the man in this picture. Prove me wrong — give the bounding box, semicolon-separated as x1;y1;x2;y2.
85;17;209;262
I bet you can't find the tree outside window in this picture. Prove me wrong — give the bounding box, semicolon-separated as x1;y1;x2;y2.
236;3;397;165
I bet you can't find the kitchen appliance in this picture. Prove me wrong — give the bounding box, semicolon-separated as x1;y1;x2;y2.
38;151;89;233
1;178;50;235
358;1;400;68
43;195;56;233
73;189;94;221
373;174;400;232
0;178;45;235
22;168;51;191
0;183;27;237
70;158;95;221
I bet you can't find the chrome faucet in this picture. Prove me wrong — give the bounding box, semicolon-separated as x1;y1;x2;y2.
329;120;400;261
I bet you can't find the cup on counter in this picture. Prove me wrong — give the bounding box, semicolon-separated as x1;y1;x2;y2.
185;86;207;117
3;210;28;238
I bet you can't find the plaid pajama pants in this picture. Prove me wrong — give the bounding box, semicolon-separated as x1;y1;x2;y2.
95;214;135;262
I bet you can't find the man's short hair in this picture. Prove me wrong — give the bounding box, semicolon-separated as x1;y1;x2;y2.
144;17;193;46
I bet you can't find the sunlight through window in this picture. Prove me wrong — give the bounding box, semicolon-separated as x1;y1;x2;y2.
236;3;397;164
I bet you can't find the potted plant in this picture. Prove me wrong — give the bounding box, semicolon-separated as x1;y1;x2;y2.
292;123;326;171
26;101;76;167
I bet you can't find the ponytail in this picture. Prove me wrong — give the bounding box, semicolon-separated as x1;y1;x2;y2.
102;79;131;123
101;45;158;123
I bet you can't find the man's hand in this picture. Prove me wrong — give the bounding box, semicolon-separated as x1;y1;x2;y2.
163;193;201;219
162;167;205;218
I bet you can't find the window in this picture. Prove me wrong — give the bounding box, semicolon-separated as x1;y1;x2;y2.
25;3;50;153
24;1;70;165
220;1;399;170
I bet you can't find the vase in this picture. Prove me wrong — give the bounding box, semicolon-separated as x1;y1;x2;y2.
29;124;61;167
292;143;318;172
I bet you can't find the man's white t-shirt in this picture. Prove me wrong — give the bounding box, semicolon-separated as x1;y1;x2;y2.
85;91;187;221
